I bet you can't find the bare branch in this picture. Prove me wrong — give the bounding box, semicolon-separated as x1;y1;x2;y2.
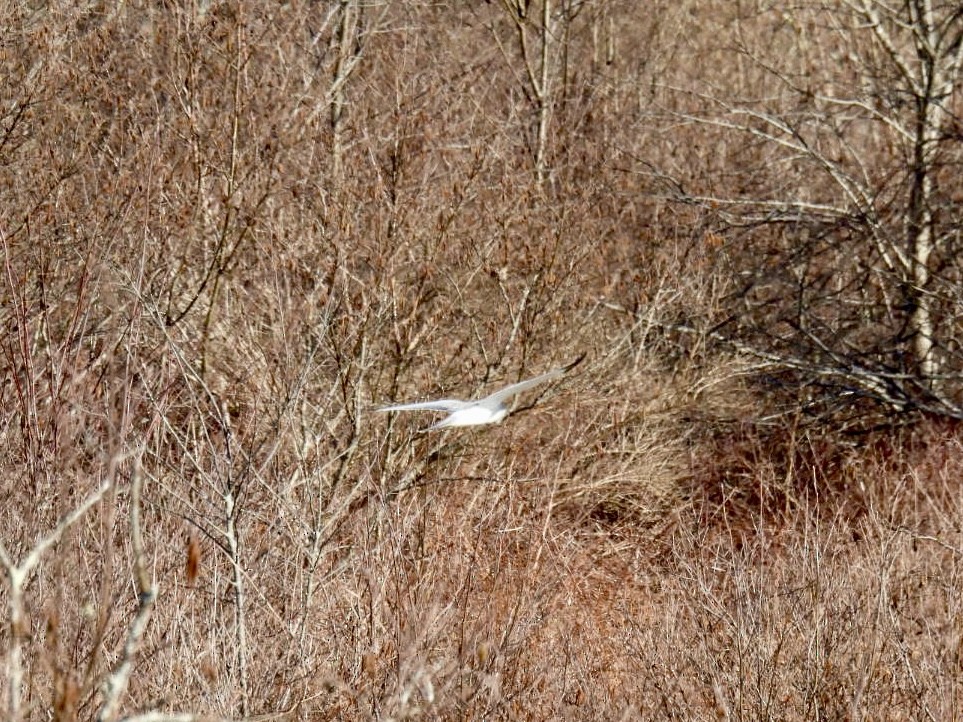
97;460;157;722
844;0;923;95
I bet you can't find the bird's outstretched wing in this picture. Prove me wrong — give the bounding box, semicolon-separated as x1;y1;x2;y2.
481;368;566;407
480;354;584;407
376;399;470;413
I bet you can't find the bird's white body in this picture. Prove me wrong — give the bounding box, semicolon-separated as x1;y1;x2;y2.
376;362;578;431
438;405;509;428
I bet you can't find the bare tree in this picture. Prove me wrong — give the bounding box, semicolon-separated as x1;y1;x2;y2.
659;0;963;422
490;0;597;186
847;0;963;386
502;0;556;188
327;0;391;179
0;482;111;722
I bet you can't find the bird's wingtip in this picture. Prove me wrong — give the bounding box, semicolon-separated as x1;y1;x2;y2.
562;352;587;373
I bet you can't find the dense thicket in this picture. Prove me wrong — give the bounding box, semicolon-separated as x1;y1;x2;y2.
1;2;961;719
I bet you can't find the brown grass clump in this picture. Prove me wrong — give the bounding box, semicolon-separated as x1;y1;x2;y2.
2;2;963;721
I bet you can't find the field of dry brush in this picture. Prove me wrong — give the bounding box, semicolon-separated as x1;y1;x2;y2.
2;2;962;720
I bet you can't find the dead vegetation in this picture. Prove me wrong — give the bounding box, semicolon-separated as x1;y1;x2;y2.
2;1;962;720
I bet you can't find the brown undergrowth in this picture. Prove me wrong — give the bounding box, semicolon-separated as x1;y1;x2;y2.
1;2;962;721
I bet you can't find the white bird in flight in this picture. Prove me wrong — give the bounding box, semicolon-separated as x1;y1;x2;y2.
377;357;582;431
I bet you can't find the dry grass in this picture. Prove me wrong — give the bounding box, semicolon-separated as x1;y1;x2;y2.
2;2;962;721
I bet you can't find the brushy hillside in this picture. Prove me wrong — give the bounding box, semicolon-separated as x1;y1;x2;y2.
1;2;962;720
